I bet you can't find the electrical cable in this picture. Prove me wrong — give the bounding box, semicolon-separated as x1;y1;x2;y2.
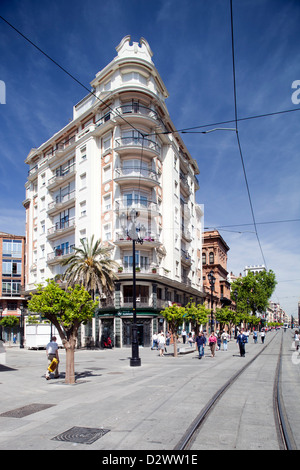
0;14;146;139
230;0;268;270
205;218;300;230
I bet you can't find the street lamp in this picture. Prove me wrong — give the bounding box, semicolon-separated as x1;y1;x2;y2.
207;269;215;332
0;306;3;341
234;288;238;338
19;304;25;349
120;209;146;367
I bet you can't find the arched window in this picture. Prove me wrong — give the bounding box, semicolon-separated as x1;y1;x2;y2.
209;252;214;264
202;253;206;265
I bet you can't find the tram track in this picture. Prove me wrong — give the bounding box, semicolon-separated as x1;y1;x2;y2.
273;333;297;450
174;330;297;450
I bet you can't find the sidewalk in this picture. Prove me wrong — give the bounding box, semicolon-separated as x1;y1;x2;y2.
0;334;278;450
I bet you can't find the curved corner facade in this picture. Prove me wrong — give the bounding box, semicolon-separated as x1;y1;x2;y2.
24;36;205;347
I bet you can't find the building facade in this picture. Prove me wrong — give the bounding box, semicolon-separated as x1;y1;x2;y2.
0;232;25;342
202;230;232;313
23;36;205;347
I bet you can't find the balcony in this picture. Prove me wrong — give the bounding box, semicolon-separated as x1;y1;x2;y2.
47;245;75;265
115;136;161;157
114;231;162;248
47;190;76;215
114;199;161;217
181;249;192;266
48;163;76;190
47;217;75;240
114;167;161;188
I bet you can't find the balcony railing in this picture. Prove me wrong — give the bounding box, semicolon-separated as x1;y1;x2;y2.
47;245;75;262
47;217;75;236
47;190;76;211
116;104;159;120
114;167;160;183
48;163;75;187
115;137;161;154
114;199;161;216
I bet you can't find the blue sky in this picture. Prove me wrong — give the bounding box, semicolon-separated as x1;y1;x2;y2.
0;0;299;318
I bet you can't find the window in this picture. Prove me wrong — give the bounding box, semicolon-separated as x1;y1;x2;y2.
2;260;21;276
123;250;149;270
103;165;112;183
103;135;111;152
2;280;21;296
80;173;86;189
2;239;22;256
103;224;112;241
122;72;147;85
103;194;112;211
80;201;86;217
209;252;214;264
202;253;206;265
80;146;87;161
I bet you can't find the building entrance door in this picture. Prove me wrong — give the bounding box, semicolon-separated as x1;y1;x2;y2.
122;318;151;347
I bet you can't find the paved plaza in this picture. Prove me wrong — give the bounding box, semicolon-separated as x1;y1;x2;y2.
0;331;298;450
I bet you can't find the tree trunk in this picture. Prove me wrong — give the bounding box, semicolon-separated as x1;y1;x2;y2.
173;332;178;357
64;336;76;384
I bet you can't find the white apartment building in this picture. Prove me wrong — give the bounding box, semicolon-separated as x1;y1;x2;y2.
23;36;204;347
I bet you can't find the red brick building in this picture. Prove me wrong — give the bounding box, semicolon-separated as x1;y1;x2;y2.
202;230;232;312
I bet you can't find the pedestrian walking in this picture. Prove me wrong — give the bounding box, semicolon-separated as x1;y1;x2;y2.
158;332;166;356
236;330;247;357
182;329;187;344
208;331;217;357
221;331;229;351
188;332;194;347
195;331;206;359
253;330;258;344
260;330;266;344
151;332;158;350
294;331;299;350
45;336;59;380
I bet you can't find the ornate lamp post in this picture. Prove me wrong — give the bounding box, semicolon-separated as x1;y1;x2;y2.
0;306;3;341
234;288;238;338
207;269;216;333
120;209;146;367
19;304;25;349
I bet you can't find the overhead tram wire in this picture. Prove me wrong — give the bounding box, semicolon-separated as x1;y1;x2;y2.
0;15;146;141
205;218;300;230
229;0;268;270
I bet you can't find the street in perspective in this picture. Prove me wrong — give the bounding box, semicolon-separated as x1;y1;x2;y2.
0;327;300;451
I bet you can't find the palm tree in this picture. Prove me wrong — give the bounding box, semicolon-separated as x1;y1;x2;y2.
60;236;119;300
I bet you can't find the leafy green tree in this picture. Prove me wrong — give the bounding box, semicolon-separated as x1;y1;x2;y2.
0;315;19;343
231;270;277;316
0;315;19;328
184;301;209;334
60;235;119;299
215;307;237;333
28;280;97;384
160;304;186;357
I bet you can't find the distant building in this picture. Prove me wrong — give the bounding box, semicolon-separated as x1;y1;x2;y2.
244;264;266;276
202;230;232;311
0;231;25;341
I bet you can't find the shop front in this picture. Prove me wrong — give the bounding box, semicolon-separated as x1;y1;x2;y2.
97;308;163;348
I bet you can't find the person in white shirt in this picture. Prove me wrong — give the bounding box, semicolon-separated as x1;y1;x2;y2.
158;332;166;357
45;336;59;380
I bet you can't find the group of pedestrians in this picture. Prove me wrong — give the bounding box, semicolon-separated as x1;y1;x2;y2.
151;331;171;356
194;328;268;359
195;330;230;359
152;327;268;359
